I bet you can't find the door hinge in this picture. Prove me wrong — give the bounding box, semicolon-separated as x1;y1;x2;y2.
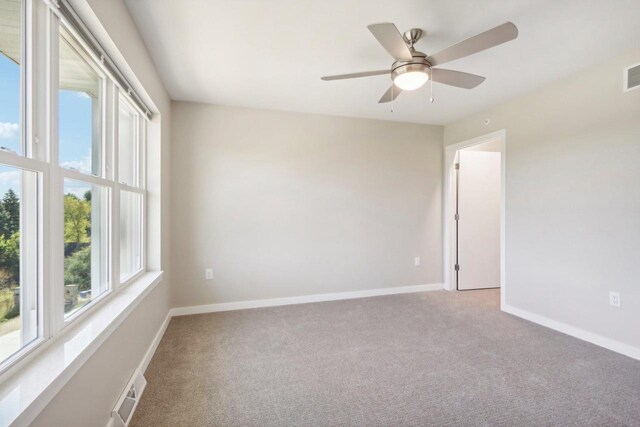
455;264;460;271
454;213;459;221
455;163;460;170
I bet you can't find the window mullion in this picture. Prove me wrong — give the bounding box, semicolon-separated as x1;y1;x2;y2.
47;8;64;338
118;183;144;194
59;169;113;188
0;151;47;172
111;87;120;290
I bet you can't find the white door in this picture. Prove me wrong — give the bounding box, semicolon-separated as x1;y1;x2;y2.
456;150;501;290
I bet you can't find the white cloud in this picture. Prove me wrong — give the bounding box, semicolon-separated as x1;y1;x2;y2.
0;170;20;196
65;182;91;198
61;151;92;173
75;92;91;100
0;123;19;140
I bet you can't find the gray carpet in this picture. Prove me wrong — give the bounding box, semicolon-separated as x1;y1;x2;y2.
131;290;640;426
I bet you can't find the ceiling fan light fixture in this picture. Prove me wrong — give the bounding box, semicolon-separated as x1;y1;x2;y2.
392;63;429;91
393;70;429;90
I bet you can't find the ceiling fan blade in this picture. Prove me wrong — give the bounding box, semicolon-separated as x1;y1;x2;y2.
321;70;389;81
427;22;518;66
378;84;402;103
431;68;486;89
367;23;413;61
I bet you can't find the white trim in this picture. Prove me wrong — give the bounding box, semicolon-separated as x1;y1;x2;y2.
170;283;443;317
503;304;640;361
442;130;506;307
139;312;171;374
0;152;49;172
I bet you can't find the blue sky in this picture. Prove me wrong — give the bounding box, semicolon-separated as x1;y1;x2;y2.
0;54;20;155
0;53;93;197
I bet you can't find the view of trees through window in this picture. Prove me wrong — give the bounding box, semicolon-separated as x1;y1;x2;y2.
62;177;109;317
63;189;93;314
0;181;22;359
0;0;27;361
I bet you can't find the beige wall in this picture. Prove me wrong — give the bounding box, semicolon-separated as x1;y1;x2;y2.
171;102;443;307
32;0;172;425
445;48;640;349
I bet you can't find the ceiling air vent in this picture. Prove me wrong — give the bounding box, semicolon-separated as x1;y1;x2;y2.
624;63;640;92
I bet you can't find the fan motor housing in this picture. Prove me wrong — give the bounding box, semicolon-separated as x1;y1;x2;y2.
391;52;431;81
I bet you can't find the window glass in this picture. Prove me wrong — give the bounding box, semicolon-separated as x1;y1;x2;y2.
0;0;150;371
0;0;22;155
0;164;38;362
58;26;102;176
120;190;142;281
118;100;138;186
63;179;109;317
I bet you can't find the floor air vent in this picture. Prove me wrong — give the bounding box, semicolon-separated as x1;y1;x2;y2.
624;63;640;92
112;369;147;427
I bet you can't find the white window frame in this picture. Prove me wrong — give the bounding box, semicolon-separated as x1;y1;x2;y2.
54;17;114;329
115;91;146;287
0;0;47;375
0;0;149;377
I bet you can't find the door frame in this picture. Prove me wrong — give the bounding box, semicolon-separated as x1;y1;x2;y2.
443;129;506;307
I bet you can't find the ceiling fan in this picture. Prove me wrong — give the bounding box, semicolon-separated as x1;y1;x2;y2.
321;22;518;103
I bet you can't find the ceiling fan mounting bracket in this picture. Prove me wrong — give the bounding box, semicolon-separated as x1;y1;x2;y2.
403;28;423;47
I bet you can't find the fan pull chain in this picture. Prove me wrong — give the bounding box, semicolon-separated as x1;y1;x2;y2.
391;84;394;113
429;69;435;104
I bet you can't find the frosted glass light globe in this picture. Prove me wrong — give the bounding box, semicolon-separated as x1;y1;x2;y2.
393;71;429;90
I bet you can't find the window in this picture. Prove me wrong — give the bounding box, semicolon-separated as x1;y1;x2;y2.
118;95;144;282
0;0;150;371
58;25;103;176
118;99;138;186
0;0;22;156
63;179;109;317
0;164;39;363
119;190;142;281
0;0;41;366
58;24;111;319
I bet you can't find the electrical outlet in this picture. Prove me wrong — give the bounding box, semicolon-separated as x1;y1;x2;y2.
609;291;621;307
414;257;421;267
205;268;213;280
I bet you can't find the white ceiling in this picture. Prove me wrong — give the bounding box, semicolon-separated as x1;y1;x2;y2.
125;0;640;125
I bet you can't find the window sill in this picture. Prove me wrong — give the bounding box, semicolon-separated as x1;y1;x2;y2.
0;271;164;427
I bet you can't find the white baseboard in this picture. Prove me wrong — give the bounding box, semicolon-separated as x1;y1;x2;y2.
109;313;172;427
502;304;640;361
139;312;172;374
170;283;443;317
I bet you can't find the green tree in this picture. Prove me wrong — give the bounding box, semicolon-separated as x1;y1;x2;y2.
0;232;20;286
64;246;91;291
0;189;19;238
64;194;91;243
0;206;10;238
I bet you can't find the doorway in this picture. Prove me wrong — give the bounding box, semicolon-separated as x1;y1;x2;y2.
455;141;501;290
443;130;506;304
